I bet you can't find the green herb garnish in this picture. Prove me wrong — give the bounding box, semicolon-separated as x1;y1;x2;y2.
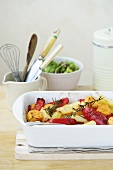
63;96;103;118
45;99;60;117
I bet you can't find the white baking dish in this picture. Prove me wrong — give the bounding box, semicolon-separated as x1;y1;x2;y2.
13;91;113;148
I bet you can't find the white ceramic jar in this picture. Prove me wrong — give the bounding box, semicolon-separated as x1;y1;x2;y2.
93;27;113;91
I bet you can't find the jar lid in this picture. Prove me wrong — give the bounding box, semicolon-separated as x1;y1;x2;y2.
93;27;113;47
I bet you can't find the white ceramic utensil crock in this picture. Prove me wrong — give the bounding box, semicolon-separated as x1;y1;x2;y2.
2;72;47;111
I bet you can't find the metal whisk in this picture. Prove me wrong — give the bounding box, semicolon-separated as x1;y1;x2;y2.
0;44;21;82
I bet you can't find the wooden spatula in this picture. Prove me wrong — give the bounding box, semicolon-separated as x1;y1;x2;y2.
22;34;38;81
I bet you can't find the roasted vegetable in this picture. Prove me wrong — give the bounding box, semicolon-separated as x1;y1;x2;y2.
49;118;77;125
27;110;43;122
83;120;96;125
32;98;45;111
83;107;107;125
49;97;69;108
107;117;113;125
46;98;69;117
26;94;113;125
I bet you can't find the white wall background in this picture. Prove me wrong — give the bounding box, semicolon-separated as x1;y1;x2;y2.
0;0;113;85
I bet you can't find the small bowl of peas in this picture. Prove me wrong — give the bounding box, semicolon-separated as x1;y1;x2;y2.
41;56;83;91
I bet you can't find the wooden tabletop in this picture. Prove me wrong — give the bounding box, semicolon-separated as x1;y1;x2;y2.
0;84;113;170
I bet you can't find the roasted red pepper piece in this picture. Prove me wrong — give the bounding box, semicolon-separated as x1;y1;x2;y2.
83;107;107;125
78;99;85;102
106;114;113;121
49;118;77;125
49;97;69;108
32;98;45;111
28;105;31;112
58;98;69;107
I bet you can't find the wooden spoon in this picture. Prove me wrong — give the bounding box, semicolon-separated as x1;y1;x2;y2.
22;34;38;81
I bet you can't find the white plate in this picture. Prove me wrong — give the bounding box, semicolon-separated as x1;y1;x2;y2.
13;91;113;148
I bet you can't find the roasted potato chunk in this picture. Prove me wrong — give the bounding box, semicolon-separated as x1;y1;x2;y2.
52;111;62;119
43;103;54;109
83;120;96;125
56;104;73;115
84;96;99;109
27;110;43;122
107;117;113;125
97;104;111;116
72;115;87;123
